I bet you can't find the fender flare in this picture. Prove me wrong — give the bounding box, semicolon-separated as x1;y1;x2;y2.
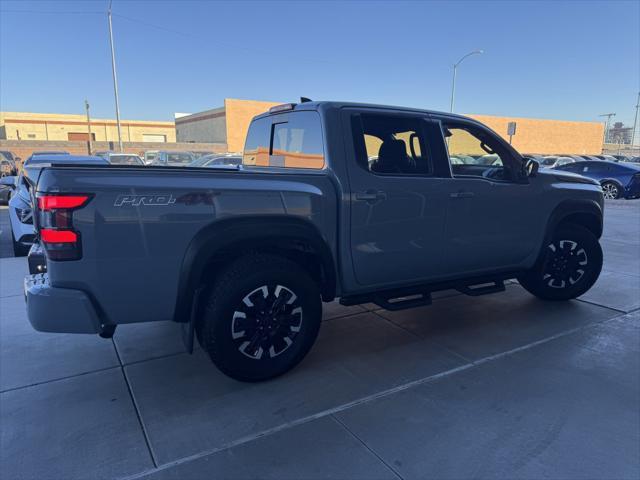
544;198;603;244
172;216;337;323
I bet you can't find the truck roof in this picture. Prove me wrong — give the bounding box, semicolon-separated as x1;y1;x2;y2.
253;100;474;123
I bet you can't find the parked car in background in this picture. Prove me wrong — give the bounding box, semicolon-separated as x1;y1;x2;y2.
3;155;109;256
0;183;12;205
190;154;242;167
192;151;215;158
151;151;196;166
522;154;546;163
106;153;144;165
0;152;17;177
30;151;70;157
555;160;640;199
0;150;19;175
449;154;477;165
611;154;633;162
143;151;159;165
94;151;116;159
592;154;619;162
540;156;577;168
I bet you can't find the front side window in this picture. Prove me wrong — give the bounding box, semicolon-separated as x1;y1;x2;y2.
351;113;432;175
443;123;514;181
243;111;324;169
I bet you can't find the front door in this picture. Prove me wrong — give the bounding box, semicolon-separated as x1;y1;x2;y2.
343;110;450;289
437;120;542;276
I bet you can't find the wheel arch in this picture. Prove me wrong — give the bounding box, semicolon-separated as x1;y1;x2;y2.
599;177;625;188
545;199;603;243
172;216;338;324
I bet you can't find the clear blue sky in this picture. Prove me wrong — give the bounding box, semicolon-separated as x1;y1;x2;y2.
1;0;638;125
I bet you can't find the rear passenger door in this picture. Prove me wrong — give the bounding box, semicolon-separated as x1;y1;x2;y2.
343;109;451;288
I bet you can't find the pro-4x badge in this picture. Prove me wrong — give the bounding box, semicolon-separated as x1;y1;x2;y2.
114;194;176;207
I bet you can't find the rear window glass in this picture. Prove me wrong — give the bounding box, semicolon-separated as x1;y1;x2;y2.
243;111;324;169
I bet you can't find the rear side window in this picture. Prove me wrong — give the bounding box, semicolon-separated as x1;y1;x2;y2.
350;113;432;175
243;111;324;169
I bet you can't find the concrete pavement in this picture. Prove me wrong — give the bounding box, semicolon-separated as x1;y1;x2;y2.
1;202;638;480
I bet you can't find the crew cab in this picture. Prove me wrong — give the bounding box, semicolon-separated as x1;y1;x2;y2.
24;101;604;381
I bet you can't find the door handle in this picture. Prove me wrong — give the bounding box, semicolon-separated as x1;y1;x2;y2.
450;191;475;199
355;190;385;202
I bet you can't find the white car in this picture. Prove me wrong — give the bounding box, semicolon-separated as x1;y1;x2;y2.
541;156;577;169
2;173;34;256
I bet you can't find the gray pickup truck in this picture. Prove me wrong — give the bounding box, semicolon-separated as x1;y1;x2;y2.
24;101;604;381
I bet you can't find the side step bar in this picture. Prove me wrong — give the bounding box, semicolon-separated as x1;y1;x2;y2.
373;292;432;311
456;280;505;297
340;278;510;312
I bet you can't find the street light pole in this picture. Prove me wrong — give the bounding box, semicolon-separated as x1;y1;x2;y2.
450;49;484;113
85;100;93;155
631;91;639;147
107;0;123;152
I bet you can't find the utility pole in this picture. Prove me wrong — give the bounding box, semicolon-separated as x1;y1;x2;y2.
450;49;484;113
598;113;616;149
631;91;640;148
108;0;123;152
85;100;93;155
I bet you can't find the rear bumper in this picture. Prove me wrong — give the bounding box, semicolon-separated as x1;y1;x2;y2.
24;274;101;334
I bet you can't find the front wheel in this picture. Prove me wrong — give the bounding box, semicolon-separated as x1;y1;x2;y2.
518;225;602;301
197;254;322;382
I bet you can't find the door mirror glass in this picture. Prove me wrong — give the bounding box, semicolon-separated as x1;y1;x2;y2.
526;158;539;177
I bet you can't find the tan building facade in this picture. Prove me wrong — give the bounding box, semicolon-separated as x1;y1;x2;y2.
177;99;604;155
176;99;281;152
468;114;604;155
0;111;176;143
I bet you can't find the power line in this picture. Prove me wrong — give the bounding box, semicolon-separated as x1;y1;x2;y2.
111;12;337;65
0;10;103;15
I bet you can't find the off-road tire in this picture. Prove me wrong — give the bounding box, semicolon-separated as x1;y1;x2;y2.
196;254;322;382
518;224;602;301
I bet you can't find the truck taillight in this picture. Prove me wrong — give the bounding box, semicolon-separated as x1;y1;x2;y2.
36;194;91;260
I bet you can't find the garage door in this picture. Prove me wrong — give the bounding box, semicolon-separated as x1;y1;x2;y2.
142;134;166;143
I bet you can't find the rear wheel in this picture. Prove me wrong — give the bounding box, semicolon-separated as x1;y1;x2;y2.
196;254;322;382
518;225;602;301
601;181;621;200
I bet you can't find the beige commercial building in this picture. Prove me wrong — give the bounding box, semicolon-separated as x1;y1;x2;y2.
0;111;176;143
176;99;281;152
177;98;604;155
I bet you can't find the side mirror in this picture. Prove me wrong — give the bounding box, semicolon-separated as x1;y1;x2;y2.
526;158;539;177
0;175;16;188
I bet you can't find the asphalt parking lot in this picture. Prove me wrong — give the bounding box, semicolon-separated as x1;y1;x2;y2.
1;202;639;480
